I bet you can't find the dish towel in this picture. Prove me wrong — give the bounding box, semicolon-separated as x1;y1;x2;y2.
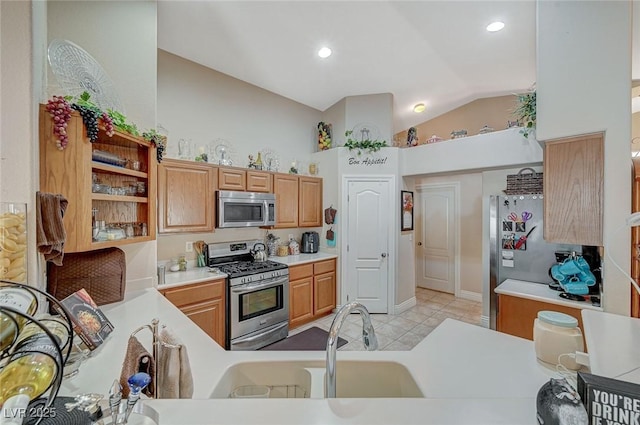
119;336;155;398
157;327;194;399
36;191;68;266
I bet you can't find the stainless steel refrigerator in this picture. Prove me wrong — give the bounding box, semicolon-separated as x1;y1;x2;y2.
488;194;582;329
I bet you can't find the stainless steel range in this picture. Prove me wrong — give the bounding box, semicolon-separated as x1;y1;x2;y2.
207;240;289;350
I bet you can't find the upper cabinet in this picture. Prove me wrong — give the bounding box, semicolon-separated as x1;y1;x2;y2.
247;170;273;193
218;167;246;191
543;132;604;246
273;174;323;228
39;105;157;252
158;158;216;233
273;174;299;228
299;176;323;227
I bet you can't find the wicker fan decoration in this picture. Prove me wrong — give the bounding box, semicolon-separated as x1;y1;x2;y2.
47;39;126;114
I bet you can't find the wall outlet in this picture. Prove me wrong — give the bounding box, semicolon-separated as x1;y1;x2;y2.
185;241;193;253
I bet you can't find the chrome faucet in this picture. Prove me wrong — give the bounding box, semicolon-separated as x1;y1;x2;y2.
325;302;378;398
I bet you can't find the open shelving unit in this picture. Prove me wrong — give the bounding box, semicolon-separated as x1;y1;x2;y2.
39;104;157;252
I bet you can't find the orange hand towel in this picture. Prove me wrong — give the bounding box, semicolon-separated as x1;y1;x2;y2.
36;191;68;266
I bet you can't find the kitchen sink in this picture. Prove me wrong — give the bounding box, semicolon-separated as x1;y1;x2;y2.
210;360;423;399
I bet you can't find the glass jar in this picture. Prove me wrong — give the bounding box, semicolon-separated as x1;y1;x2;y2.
0;203;27;283
178;255;187;271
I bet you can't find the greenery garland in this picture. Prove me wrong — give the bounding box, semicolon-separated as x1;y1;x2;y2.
344;130;388;155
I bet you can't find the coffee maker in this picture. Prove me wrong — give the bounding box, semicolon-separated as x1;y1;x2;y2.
301;232;319;253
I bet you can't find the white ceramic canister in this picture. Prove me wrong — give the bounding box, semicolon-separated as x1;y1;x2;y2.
533;311;584;370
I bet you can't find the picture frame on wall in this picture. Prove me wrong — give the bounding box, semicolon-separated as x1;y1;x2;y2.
401;190;414;231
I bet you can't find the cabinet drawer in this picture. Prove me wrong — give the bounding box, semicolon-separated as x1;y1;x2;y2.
247;171;273;193
218;168;246;191
314;259;335;275
289;263;313;280
163;279;224;307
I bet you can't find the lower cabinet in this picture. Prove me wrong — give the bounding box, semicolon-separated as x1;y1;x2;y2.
496;294;585;341
289;258;336;329
160;279;225;347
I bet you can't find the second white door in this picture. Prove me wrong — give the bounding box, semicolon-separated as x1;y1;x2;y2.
344;179;391;313
416;185;457;294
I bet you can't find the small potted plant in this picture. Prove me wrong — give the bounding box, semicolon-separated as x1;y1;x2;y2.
513;85;536;139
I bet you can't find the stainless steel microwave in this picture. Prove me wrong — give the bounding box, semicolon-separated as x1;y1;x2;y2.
217;190;276;228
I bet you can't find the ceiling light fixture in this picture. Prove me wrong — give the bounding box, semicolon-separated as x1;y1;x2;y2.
318;47;332;58
486;21;505;32
413;103;426;113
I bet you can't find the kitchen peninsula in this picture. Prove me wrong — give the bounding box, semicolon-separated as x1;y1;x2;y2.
57;284;626;425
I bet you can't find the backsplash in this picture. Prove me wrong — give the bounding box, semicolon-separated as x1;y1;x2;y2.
157;227;319;262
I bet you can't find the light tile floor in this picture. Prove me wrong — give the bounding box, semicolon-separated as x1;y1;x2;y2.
289;287;483;351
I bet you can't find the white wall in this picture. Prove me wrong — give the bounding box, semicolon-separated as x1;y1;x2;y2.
537;1;632;315
345;93;394;145
0;1;39;288
45;1;158;290
158;50;321;171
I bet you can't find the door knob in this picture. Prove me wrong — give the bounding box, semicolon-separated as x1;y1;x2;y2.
417;242;422;246
381;253;387;258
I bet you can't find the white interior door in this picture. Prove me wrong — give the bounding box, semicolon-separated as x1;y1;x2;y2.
345;179;390;313
416;186;456;294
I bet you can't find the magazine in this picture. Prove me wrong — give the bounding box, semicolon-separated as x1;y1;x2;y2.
57;288;114;350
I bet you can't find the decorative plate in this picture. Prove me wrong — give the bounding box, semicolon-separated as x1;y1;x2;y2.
47;39;126;113
211;139;237;166
350;123;381;143
259;148;280;172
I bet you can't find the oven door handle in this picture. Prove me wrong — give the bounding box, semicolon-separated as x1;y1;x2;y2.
231;322;289;344
231;276;288;293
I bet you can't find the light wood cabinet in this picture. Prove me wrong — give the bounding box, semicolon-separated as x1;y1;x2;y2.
160;279;225;347
289;276;314;328
496;294;584;341
289;258;336;329
273;174;323;228
218;167;246;191
39;105;157;253
274;174;299;228
158;159;216;233
247;170;273;193
543;132;604;246
299;176;323;227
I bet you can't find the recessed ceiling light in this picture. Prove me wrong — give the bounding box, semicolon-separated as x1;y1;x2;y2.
486;21;505;32
318;47;332;58
413;103;426;113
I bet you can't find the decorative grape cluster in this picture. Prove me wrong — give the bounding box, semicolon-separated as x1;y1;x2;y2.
71;104;100;143
45;96;72;150
155;141;165;163
101;112;114;137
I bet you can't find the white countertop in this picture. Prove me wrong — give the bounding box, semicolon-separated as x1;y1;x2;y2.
158;267;227;289
495;279;603;311
156;252;337;290
59;287;560;425
269;252;337;266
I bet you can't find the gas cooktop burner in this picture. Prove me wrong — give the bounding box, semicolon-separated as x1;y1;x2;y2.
216;260;287;278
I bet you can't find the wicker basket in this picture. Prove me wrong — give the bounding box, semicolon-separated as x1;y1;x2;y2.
505;167;543;195
47;247;126;306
